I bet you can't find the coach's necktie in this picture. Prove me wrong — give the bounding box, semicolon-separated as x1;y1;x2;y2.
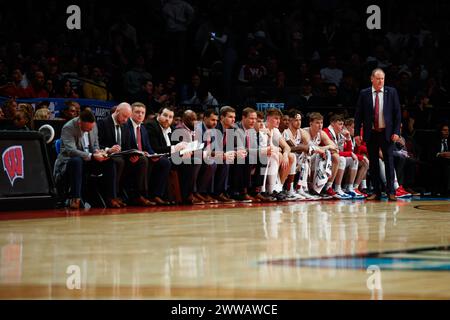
136;125;142;151
443;139;448;152
115;125;121;146
374;90;380;131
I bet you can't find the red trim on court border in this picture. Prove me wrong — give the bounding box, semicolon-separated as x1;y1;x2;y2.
0;199;414;222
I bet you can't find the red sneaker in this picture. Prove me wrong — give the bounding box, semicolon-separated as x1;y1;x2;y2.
354;189;367;198
396;186;412;198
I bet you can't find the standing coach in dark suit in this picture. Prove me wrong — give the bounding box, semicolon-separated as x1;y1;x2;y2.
354;68;401;201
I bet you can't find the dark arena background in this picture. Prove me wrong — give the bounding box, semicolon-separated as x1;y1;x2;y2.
0;0;449;309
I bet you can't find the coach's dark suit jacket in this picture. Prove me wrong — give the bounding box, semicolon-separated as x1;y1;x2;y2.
127;119;171;198
97;115;132;151
126;119;155;154
355;86;401;142
145;119;173;154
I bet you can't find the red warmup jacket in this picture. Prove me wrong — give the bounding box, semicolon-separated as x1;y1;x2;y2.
323;127;353;158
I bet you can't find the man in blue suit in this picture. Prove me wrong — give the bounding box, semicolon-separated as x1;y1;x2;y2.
355;68;401;201
127;102;172;205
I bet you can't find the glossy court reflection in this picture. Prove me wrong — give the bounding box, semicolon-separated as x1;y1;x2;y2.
0;199;449;299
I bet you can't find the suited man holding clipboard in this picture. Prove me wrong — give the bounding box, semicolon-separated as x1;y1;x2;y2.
354;68;401;201
126;102;172;205
97;102;154;206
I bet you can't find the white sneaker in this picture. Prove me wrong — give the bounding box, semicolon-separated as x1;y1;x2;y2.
345;189;365;199
298;189;321;200
286;190;305;201
335;190;352;199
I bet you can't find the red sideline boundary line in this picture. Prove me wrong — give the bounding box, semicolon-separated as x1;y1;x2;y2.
0;198;416;222
0;201;294;221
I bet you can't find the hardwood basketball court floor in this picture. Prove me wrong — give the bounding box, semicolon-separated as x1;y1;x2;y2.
0;198;449;299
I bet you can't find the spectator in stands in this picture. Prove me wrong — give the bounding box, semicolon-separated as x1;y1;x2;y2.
29;71;49;98
165;74;177;93
17;103;34;128
320;55;343;87
59;104;78;121
67;101;81;117
287;79;321;110
311;72;325;98
180;73;202;102
321;83;343;108
124;54;152;99
238;47;267;84
57;80;79;99
45;79;56;97
0;106;4;120
10;110;30;131
0;68;30;98
133;80;156;117
151;80;170;111
1;99;17;121
410;92;434;131
183;84;218;111
162;0;195;78
33;107;51;120
83;67;111;100
392;125;421;196
338;74;359;107
431;124;450;196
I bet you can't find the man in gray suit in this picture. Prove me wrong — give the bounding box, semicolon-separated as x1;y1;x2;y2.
54;108;121;209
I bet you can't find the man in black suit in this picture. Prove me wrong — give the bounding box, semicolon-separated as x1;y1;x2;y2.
126;102;172;205
355;68;401;201
97;102;154;206
431;124;450;196
145;106;190;202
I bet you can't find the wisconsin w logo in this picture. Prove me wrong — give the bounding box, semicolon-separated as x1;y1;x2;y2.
2;146;24;187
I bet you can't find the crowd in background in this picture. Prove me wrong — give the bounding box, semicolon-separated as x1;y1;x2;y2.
0;0;449;204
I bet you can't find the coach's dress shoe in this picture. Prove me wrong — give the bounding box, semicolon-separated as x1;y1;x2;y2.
132;196;156;206
115;198;127;207
69;198;81;210
235;193;258;202
203;195;219;204
184;195;205;205
214;193;235;203
366;193;381;201
151;196;170;205
255;193;276;202
387;194;397;201
194;193;208;202
106;198;122;208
